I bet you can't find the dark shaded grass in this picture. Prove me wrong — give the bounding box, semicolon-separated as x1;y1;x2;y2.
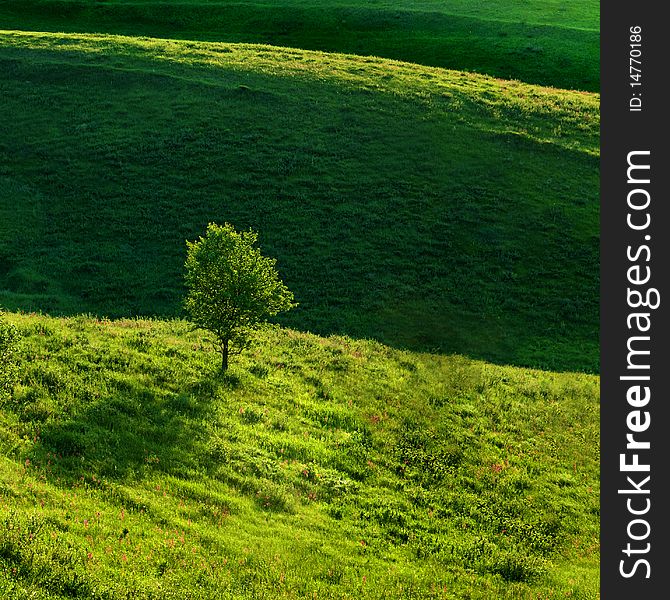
0;37;599;372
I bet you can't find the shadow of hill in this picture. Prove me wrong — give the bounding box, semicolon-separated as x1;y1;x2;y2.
0;42;599;373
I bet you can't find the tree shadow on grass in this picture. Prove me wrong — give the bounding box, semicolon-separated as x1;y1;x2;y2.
27;373;225;487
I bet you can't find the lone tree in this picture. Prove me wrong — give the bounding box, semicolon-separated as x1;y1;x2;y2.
184;223;295;371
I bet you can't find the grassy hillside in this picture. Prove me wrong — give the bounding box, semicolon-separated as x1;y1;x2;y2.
0;0;599;91
1;1;600;596
0;312;599;598
0;31;599;373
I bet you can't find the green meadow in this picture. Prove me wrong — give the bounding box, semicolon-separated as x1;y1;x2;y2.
0;0;599;91
1;0;599;598
1;313;599;598
0;31;598;373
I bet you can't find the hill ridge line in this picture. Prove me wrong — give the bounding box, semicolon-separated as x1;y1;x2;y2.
0;29;601;99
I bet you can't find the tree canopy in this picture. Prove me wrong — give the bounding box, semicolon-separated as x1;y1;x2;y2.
184;223;295;370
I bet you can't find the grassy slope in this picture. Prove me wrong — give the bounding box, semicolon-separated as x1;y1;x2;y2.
0;3;600;598
0;31;599;373
0;313;599;599
0;0;599;91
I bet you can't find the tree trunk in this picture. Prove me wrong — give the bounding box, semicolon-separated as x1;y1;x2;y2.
221;339;229;371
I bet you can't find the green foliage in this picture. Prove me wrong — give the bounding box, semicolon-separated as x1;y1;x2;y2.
184;222;295;369
0;310;20;399
0;313;600;598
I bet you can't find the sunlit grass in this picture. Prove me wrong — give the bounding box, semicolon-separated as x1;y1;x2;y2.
0;0;599;91
0;312;599;598
0;1;600;597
